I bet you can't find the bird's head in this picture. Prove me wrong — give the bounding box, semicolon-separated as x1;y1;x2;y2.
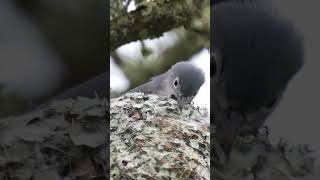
165;62;205;110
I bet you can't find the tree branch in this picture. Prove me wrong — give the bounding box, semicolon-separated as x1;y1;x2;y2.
110;0;207;51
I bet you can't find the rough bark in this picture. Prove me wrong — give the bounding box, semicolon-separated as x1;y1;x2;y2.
110;0;208;52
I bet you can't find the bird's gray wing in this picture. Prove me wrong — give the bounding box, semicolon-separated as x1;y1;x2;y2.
127;72;167;94
52;72;108;100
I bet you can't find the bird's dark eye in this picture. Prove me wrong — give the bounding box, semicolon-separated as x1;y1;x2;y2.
173;78;179;88
171;94;177;100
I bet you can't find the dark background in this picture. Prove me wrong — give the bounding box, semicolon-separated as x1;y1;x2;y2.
266;0;320;158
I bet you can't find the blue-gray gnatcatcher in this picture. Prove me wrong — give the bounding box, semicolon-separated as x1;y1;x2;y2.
212;1;304;157
53;61;205;110
129;61;205;110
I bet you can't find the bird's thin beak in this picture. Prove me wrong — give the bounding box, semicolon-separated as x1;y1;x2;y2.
177;96;191;110
215;110;245;164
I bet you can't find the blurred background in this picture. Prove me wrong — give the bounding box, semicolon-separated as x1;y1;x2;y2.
265;0;320;158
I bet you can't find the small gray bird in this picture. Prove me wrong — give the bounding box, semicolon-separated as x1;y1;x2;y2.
129;61;205;109
212;1;304;159
35;62;204;112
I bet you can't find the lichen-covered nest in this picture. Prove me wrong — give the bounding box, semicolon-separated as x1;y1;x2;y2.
110;92;320;180
110;92;210;179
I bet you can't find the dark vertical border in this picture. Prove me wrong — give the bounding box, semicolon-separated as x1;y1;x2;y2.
210;1;215;179
105;0;111;179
